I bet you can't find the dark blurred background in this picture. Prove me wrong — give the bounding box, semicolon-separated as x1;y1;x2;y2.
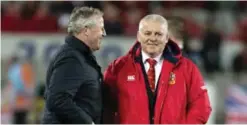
1;1;247;124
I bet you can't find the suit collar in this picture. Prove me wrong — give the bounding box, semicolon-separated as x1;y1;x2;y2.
65;35;92;55
65;35;102;78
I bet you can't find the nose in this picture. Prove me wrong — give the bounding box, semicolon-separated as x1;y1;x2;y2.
149;35;157;42
102;28;107;37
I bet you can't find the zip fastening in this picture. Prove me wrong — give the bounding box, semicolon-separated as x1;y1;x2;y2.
157;62;181;123
158;77;170;123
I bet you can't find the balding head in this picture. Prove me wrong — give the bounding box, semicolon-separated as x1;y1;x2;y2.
137;14;169;58
139;14;168;31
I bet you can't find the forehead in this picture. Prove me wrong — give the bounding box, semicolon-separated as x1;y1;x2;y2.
140;20;167;33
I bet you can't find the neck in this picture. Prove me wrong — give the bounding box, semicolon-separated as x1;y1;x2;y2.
149;53;159;58
142;50;161;58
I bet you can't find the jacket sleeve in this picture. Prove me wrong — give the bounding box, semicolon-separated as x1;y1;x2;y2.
102;61;119;124
184;63;212;124
46;57;93;124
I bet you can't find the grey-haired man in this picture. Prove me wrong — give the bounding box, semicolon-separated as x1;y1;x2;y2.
42;6;106;124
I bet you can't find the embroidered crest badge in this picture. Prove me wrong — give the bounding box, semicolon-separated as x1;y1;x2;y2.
169;72;176;85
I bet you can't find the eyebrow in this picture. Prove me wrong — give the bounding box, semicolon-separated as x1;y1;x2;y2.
144;30;163;34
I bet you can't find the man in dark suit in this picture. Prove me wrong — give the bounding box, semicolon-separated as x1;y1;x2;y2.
42;6;106;124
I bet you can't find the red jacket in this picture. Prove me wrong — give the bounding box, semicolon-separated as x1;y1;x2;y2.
103;40;212;124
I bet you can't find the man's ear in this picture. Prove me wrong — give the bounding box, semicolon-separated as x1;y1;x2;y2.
81;26;90;37
85;28;89;37
137;31;141;42
165;34;170;43
166;34;170;40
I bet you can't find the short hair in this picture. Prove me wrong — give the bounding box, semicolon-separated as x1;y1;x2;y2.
139;14;168;31
167;16;185;41
67;6;103;35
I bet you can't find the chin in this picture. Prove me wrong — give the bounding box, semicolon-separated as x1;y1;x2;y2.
147;48;158;53
147;50;162;57
146;50;156;55
95;47;100;51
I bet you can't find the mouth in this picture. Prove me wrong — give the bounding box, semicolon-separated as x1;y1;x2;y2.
147;44;158;46
98;38;103;43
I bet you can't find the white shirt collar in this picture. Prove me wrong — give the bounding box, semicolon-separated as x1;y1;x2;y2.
142;50;163;64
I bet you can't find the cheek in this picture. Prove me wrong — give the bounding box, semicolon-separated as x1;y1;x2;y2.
159;37;167;45
161;40;166;45
98;30;102;36
93;31;99;36
92;30;101;37
138;34;147;42
94;32;101;39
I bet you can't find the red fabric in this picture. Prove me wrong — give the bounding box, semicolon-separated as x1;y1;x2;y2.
1;14;58;33
103;41;211;124
146;58;156;92
1;15;22;32
23;15;58;33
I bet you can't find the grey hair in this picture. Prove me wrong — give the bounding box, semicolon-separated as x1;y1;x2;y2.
138;14;168;31
67;6;103;35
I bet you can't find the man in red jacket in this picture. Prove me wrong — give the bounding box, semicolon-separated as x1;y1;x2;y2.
103;14;211;124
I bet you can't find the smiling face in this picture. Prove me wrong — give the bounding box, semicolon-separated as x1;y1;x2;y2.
137;19;169;58
68;7;106;52
86;16;106;51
